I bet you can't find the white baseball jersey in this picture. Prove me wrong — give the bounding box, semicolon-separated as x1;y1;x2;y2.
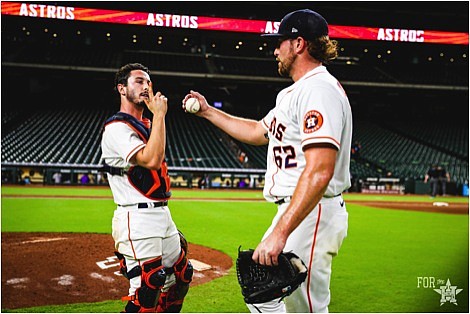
261;65;352;202
101;119;156;205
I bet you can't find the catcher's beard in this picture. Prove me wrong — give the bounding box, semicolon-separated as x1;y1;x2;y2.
126;93;146;108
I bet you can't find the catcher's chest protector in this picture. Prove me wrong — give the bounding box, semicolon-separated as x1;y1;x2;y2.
103;112;171;200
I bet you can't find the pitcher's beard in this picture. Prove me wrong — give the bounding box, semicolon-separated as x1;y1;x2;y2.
278;63;290;77
277;53;296;78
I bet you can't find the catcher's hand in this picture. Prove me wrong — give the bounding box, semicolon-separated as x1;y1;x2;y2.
236;247;308;304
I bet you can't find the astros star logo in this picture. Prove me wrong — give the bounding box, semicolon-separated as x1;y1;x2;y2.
433;279;463;306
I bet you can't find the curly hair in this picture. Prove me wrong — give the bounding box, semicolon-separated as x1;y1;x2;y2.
114;63;150;92
306;36;338;64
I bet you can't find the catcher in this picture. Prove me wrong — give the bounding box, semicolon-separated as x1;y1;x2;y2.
101;63;192;313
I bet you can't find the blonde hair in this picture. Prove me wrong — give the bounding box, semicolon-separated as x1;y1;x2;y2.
306;35;338;64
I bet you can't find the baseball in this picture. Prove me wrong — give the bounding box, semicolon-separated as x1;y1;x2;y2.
185;97;200;113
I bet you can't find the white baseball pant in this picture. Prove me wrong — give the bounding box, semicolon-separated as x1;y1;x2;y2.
246;196;348;313
112;205;181;296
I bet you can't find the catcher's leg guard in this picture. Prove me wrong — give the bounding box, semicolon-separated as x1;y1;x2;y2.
122;257;166;313
115;251;142;280
157;249;193;312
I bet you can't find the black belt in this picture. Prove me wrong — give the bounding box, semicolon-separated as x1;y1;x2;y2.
275;193;342;205
119;201;168;208
138;201;168;208
323;193;342;199
274;197;291;205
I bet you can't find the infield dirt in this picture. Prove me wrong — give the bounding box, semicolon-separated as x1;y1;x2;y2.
1;232;232;310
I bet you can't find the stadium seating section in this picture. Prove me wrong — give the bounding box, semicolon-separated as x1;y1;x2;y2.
2;106;468;185
2;31;468;186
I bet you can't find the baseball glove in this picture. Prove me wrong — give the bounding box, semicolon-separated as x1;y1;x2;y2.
236;247;308;304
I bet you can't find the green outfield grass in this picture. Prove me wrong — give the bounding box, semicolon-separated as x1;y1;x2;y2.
1;186;468;313
2;185;468;203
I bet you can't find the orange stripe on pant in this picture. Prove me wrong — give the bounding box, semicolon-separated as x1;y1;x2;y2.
306;203;322;313
127;212;137;260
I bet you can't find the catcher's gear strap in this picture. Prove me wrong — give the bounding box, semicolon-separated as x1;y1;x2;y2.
236;249;308;304
123;257;166;311
157;249;193;312
102;112;172;200
115;251;142;280
178;230;189;254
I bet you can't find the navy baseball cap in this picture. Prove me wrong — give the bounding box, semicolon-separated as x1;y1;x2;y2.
262;9;329;40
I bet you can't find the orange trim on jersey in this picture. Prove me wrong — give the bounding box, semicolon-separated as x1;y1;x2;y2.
126;143;146;163
268;159;280;199
105;120;148;162
307;204;322;313
301;136;340;147
262;118;270;129
127;212;137;260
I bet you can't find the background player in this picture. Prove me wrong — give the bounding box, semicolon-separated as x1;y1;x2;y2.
424;164;450;197
101;63;192;312
182;9;351;313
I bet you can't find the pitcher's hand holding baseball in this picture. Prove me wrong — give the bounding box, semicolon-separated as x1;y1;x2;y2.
182;90;209;116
